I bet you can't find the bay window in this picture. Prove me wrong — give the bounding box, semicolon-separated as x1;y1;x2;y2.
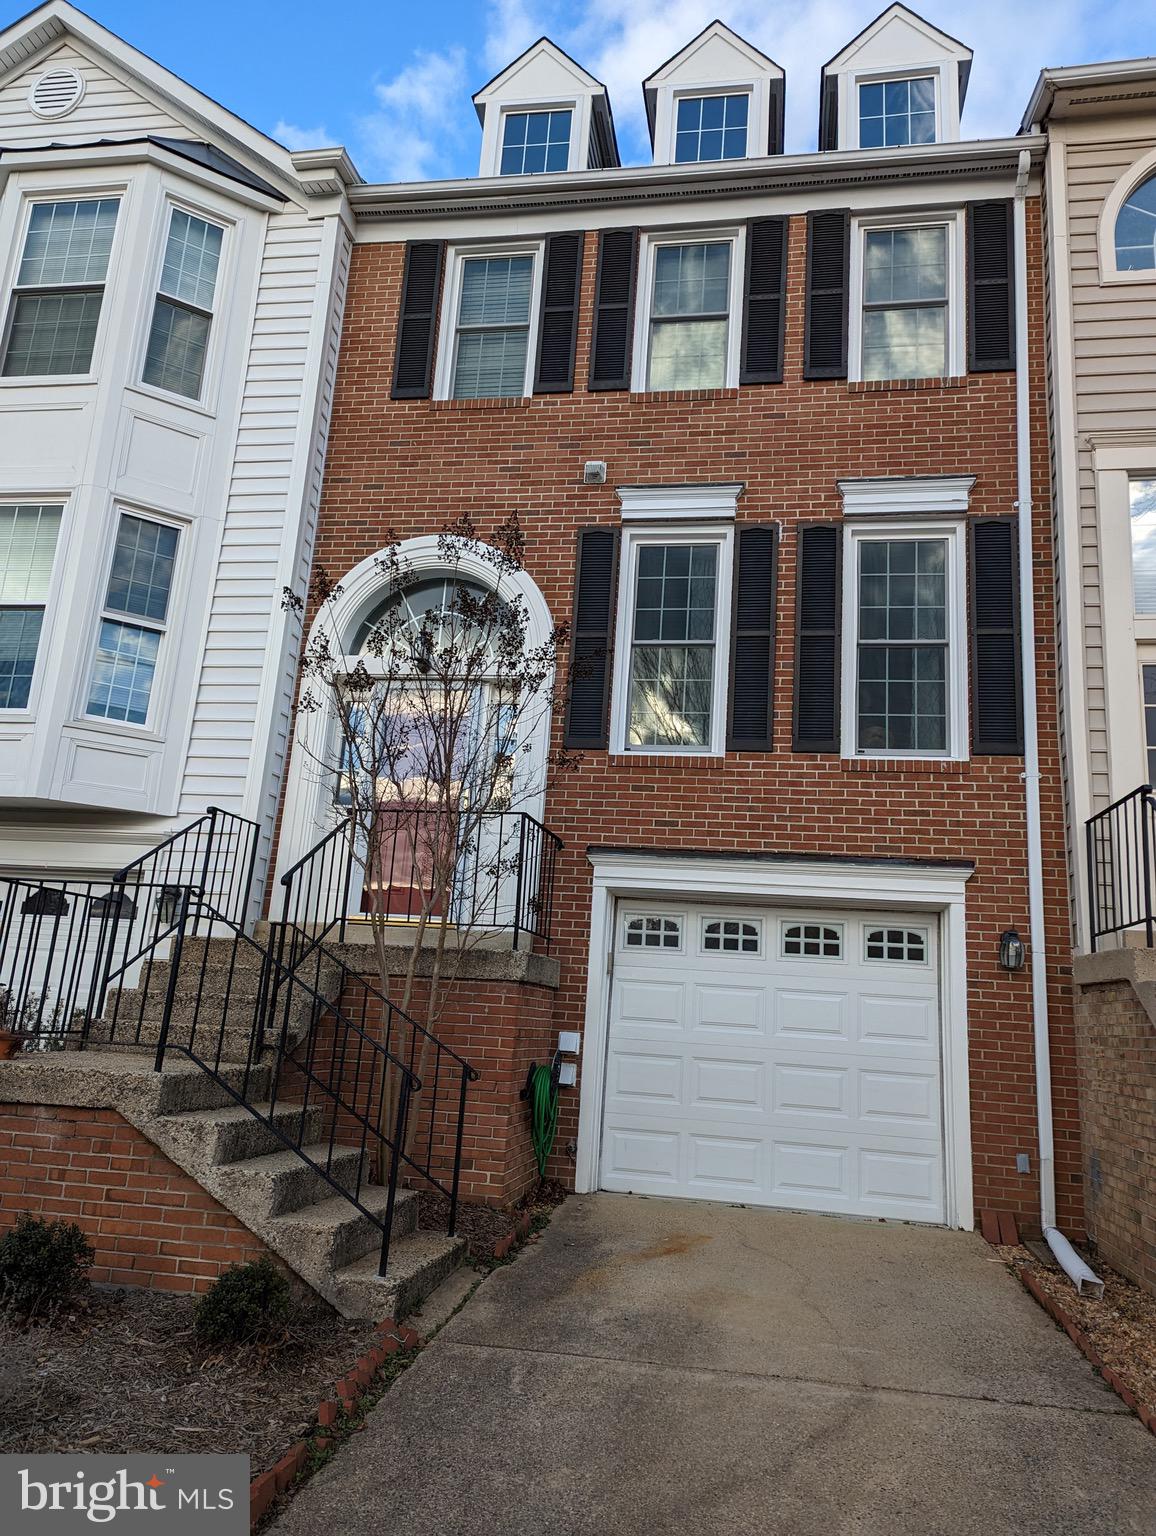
86;513;179;727
0;503;62;709
2;198;118;376
142;207;224;399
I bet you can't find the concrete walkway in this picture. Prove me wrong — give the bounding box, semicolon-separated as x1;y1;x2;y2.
274;1194;1156;1535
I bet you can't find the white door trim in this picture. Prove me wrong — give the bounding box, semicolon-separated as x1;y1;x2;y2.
575;850;976;1229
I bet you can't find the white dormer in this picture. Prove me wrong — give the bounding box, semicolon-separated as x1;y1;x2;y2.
473;37;619;178
819;4;972;152
643;21;785;165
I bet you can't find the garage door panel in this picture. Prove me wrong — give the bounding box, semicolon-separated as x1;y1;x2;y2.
602;904;945;1223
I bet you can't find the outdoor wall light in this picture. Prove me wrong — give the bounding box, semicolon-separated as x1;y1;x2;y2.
999;929;1026;971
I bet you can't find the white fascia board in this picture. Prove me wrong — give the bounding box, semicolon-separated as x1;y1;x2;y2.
1021;58;1156;131
585;848;975;906
617;483;743;520
838;475;976;517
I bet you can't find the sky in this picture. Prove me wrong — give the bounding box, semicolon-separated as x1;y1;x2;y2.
41;1;1156;182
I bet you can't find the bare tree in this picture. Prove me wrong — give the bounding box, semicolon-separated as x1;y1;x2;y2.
284;514;573;1105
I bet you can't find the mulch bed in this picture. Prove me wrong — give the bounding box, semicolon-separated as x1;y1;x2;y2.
418;1178;568;1259
0;1288;379;1469
1001;1245;1156;1425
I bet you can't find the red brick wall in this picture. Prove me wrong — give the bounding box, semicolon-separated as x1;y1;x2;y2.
298;200;1078;1234
0;1104;269;1293
1074;982;1156;1293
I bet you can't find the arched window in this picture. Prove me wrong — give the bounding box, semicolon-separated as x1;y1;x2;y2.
351;575;495;658
1115;173;1156;272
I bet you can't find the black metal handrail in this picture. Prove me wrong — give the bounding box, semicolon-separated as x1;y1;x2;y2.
1086;783;1156;950
279;806;562;962
0;808;261;1050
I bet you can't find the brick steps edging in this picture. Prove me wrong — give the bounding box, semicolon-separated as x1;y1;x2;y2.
487;1209;532;1262
248;1317;420;1529
1013;1266;1156;1438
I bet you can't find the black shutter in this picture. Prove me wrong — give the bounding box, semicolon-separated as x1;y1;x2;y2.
564;528;620;749
589;229;638;391
534;231;583;394
728;525;778;751
391;241;444;399
804;210;850;380
740;219;788;385
767;78;785;155
968;201;1015;372
970;517;1023;753
793;523;841;752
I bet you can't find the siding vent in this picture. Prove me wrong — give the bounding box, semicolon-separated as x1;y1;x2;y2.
28;67;86;119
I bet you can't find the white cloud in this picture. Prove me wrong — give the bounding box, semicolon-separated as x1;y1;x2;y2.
346;1;1155;182
356;47;470;182
273;119;332;151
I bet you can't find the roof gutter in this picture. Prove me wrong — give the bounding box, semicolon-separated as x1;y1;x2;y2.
1011;146;1102;1297
349;135;1046;219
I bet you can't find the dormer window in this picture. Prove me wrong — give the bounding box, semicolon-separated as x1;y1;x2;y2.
674;93;749;163
858;76;936;148
500;108;572;175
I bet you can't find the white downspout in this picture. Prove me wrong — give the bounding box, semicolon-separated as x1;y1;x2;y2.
1013;148;1102;1297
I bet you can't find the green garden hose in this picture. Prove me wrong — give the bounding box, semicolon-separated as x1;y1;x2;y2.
528;1059;560;1178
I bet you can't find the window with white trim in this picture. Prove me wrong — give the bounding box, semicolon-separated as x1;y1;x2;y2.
142;207;223;399
641;234;739;392
86;513;179;727
0;503;62;709
1129;478;1156;614
782;922;842;958
861;225;947;381
703;917;761;953
674;94;750;163
858;77;936;148
2;198;118;376
843;521;967;758
1115;173;1156;272
624;914;682;949
500;109;572;174
613;523;733;754
446;250;538;400
865;926;928;963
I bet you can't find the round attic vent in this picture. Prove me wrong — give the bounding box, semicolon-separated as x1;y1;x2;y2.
28;67;86;120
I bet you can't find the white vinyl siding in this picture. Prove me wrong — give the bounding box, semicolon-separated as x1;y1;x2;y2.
0;42;184;144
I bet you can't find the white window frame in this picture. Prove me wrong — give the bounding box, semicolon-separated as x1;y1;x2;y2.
853;69;939;150
848;209;965;384
495;102;577;176
1098;146;1156;285
610;519;734;758
137;196;230;406
631;227;744;394
840;517;969;762
82;507;185;734
0;188;125;385
432;240;545;402
0;494;69;718
668;87;754;164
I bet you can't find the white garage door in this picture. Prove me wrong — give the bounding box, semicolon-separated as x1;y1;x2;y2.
600;904;944;1222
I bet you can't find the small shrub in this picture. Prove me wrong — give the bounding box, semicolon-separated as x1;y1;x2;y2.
0;1214;94;1321
194;1256;291;1347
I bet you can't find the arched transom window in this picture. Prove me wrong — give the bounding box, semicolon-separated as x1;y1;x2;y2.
1115;173;1156;272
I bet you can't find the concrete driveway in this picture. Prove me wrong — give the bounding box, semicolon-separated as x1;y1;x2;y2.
275;1194;1156;1535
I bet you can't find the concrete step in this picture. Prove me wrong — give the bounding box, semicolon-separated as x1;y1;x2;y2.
333;1229;467;1321
268;1184;419;1271
155;1100;327;1167
86;1026;267;1065
214;1142;375;1217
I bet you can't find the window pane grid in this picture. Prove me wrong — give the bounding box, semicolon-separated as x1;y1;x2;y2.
628;542;718;748
859;77;935;149
158;209;222;311
862;226;948;381
17;199;118;287
3;290;103;376
142;209;221;399
0;609;45;710
500;110;571;175
648;242;730;391
1116;175;1156;271
3;199;118;377
86;514;179;727
674;94;749;163
143;299;211;398
105;516;179;623
452;255;533;399
857;538;949;753
87;619;161;726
